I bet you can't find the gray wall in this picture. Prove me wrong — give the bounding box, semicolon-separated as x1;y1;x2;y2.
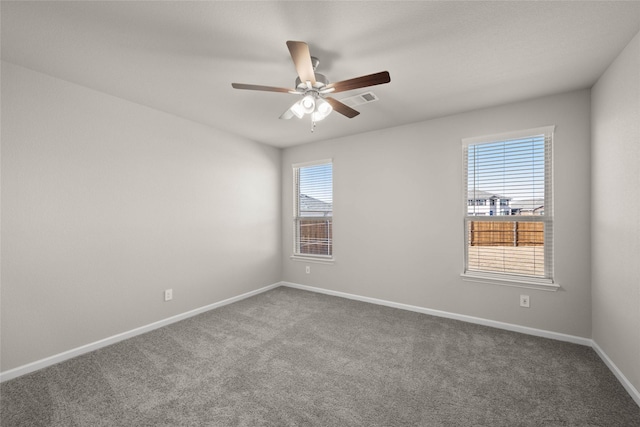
591;32;640;393
282;90;592;338
4;38;636;390
1;62;282;371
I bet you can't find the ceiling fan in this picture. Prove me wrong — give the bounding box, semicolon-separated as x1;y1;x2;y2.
232;41;391;131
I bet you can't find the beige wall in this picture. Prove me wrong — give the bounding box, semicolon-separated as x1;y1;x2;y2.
0;62;281;371
591;32;640;393
282;90;592;338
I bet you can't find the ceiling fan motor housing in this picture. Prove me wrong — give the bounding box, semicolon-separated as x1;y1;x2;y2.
295;73;329;90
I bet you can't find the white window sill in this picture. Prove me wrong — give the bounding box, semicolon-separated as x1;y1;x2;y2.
461;272;559;292
290;255;335;264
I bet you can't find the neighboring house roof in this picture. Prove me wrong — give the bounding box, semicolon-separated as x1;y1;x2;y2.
467;190;511;200
300;194;332;214
510;199;544;210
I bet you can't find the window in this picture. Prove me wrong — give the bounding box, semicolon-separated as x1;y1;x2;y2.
462;126;556;289
293;160;333;259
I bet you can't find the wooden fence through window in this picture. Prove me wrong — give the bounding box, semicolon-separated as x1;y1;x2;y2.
299;219;332;255
469;221;544;246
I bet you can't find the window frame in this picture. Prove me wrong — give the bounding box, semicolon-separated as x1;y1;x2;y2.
291;159;334;263
461;126;559;291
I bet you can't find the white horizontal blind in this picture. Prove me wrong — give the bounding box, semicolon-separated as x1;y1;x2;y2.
293;161;333;257
463;127;554;281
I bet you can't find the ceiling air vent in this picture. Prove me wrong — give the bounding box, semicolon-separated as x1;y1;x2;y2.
339;92;379;108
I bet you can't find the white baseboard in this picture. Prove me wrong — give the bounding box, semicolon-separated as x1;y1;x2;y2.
0;282;281;383
281;282;592;346
282;281;640;408
592;340;640;407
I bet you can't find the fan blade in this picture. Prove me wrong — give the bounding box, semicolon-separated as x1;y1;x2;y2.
325;71;390;93
231;83;292;93
325;97;360;118
286;41;316;86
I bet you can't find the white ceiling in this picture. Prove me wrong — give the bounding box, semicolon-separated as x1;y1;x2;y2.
2;1;639;148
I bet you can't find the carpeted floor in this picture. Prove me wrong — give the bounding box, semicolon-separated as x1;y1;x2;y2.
1;286;639;426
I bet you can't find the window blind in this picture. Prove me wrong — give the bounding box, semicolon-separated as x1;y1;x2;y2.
462;126;554;283
293;161;333;257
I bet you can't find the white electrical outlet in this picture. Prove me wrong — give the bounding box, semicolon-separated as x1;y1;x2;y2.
164;289;173;301
305;266;310;274
520;295;530;308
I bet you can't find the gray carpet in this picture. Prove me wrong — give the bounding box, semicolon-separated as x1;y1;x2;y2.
1;286;639;426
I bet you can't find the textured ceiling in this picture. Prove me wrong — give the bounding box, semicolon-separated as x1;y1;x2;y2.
2;1;639;148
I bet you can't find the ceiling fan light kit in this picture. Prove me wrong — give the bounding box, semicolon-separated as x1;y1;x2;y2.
231;40;390;133
300;95;316;114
